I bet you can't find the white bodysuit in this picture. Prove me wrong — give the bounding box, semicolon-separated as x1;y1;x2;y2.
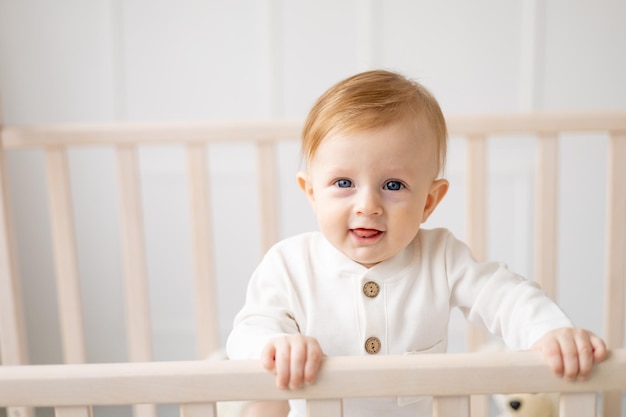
227;229;573;417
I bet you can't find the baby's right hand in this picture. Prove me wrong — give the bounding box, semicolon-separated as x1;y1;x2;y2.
261;334;323;390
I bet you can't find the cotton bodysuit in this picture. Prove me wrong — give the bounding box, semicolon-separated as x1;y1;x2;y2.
227;228;573;417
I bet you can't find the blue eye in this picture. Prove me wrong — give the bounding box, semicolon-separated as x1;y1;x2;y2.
335;179;353;188
384;181;404;191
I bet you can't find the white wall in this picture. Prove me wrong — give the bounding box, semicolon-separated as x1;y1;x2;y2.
1;0;625;369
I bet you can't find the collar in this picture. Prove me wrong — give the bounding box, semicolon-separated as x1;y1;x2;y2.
314;232;419;282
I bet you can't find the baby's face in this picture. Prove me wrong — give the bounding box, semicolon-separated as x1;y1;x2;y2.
299;117;446;267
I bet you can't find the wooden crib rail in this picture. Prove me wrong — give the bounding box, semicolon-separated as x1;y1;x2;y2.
0;120;303;148
1;111;625;148
1;350;625;417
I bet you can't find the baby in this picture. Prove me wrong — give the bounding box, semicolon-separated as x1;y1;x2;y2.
227;70;607;417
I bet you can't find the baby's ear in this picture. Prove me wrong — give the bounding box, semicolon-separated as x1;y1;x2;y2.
297;172;315;203
421;179;449;223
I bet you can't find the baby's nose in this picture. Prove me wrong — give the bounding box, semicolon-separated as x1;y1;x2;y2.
354;189;382;215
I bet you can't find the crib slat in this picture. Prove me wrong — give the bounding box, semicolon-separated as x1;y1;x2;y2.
559;393;596;417
116;146;156;417
603;131;626;417
54;406;92;417
186;144;219;358
465;135;488;350
0;146;34;417
605;131;626;348
534;133;559;299
465;135;489;417
116;145;153;364
0;171;34;408
257;141;280;253
465;135;487;263
0;150;29;366
133;404;156;417
433;396;470;417
5;408;33;417
46;147;86;364
306;399;342;417
180;403;216;417
470;395;489;417
603;393;622;417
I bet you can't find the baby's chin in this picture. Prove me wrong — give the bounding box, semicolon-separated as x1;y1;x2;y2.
354;260;381;269
327;235;393;267
344;250;388;269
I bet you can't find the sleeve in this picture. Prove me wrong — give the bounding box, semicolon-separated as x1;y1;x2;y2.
444;232;573;350
226;247;301;359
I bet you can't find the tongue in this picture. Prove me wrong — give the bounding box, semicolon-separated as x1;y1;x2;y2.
354;228;379;238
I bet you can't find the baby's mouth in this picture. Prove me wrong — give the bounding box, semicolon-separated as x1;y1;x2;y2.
352;228;382;238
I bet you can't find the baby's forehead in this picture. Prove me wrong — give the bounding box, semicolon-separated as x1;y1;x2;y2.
325;116;437;149
306;116;440;175
311;119;439;170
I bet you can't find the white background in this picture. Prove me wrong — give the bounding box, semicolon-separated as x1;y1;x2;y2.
1;0;625;373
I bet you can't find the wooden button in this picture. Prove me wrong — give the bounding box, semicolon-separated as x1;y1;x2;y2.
364;337;381;354
362;281;380;298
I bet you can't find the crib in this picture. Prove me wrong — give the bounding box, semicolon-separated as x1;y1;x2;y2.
0;112;625;417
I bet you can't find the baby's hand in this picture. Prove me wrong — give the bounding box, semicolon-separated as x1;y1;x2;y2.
531;328;607;380
262;334;324;389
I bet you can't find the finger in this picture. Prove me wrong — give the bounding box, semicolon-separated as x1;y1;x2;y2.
558;333;580;380
289;338;307;389
273;338;291;389
574;332;595;380
303;339;323;385
590;334;608;362
539;338;565;377
261;343;277;373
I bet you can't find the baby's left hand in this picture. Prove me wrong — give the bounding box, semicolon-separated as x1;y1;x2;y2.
531;328;607;380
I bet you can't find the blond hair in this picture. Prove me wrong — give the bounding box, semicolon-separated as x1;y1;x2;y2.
302;70;447;175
